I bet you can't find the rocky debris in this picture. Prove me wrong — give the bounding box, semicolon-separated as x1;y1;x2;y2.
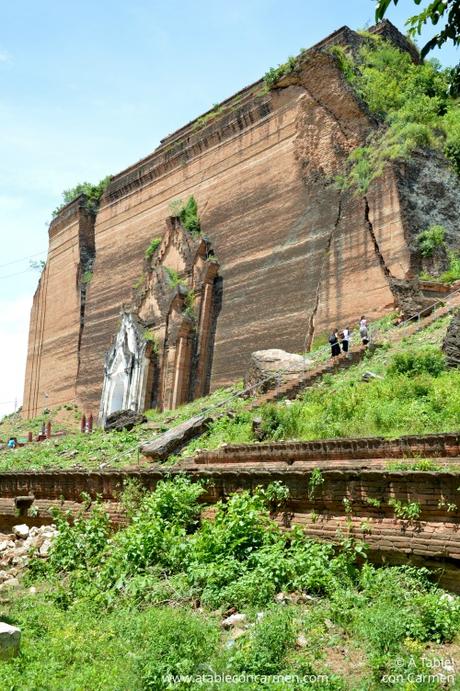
296;634;308;649
140;415;212;461
230;627;247;641
252;417;265;442
362;371;384;381
104;409;147;432
389;278;436;320
244;349;312;395
0;622;21;660
221;612;246;629
13;524;29;539
443;310;460;368
0;525;58;586
0;578;20;592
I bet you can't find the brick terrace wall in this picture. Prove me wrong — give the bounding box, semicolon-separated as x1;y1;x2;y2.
0;460;459;578
194;433;460;464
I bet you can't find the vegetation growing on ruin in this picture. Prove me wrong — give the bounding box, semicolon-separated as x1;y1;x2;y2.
0;385;244;472
81;270;93;284
52;175;112;217
169;195;201;234
175;316;460;457
263;54;299;90
421;252;460;284
3;315;459;473
417;224;446;257
335;37;460;193
192;103;223;130
1;477;459;688
376;0;460;57
144;237;161;260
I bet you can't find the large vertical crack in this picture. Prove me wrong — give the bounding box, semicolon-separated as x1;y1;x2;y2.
304;194;342;351
364;195;392;279
364;195;428;317
76;213;96;382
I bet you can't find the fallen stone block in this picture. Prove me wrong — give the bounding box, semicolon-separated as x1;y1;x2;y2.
13;525;29;540
104;409;147;432
0;622;21;660
244;349;312;395
221;612;246;629
140;415;212;461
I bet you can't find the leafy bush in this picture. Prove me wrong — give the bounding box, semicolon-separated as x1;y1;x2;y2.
417;224;446;257
169;196;201;234
81;270;93;284
6;475;460;688
388;348;445;377
337;38;460;192
53;176;111;216
165;267;181;287
388;498;422;521
263;55;298;89
439;251;460;283
48;502;111;573
145;237;161;260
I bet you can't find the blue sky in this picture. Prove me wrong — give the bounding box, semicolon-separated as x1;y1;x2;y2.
0;0;458;417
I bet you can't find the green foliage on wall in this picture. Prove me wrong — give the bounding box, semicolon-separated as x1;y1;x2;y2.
81;270;93;284
53;175;112;217
417;224;446;256
165;267;181;287
169;195;201;234
335;38;460;193
144;237;161;260
263;55;299;89
193;103;223;130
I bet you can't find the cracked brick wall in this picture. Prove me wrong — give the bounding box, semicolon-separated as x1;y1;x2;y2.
23;23;460;417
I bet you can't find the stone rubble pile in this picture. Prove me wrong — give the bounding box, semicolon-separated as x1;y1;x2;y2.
0;524;58;591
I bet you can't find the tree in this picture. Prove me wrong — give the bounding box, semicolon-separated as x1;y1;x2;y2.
375;0;460;57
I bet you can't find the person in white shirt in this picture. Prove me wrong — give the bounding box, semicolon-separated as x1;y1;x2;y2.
341;327;350;353
359;316;369;345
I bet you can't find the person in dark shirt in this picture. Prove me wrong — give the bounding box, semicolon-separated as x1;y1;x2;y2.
329;329;341;358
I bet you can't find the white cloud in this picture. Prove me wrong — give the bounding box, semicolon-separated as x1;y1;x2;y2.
0;50;11;64
0;294;32;419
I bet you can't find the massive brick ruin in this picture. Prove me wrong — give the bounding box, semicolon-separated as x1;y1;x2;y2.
22;21;460;419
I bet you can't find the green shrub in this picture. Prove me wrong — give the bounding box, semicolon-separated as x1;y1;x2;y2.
81;270;93;284
53;175;111;216
145;237;161;260
417;225;446;257
388;498;422;521
388;348;445;377
169;196;201;234
337;39;459;192
439;251;460;283
165;267;181;287
47;502;111;573
263;55;298;89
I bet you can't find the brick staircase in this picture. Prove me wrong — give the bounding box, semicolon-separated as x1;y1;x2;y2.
247;288;460;410
247;347;366;410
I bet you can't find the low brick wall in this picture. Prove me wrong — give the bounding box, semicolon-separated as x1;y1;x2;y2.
194;433;460;465
1;433;460;589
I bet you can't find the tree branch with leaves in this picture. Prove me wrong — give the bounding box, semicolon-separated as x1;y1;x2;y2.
376;0;460;57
